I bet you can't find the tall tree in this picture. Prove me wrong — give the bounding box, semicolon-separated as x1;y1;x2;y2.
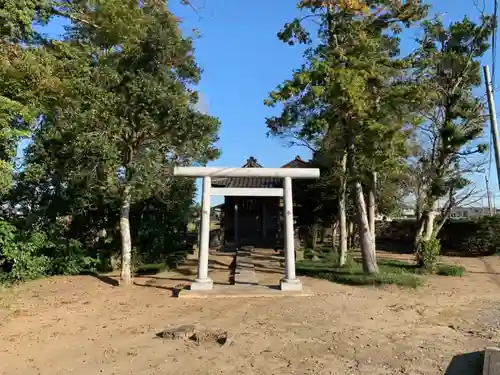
20;0;220;285
0;0;55;196
265;0;427;274
411;16;493;261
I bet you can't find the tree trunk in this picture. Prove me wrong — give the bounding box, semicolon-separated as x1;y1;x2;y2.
415;200;438;244
331;221;338;250
120;185;132;286
339;149;348;266
423;208;437;241
415;189;422;222
306;224;318;249
320;226;326;244
348;220;355;249
367;171;377;243
353;181;379;275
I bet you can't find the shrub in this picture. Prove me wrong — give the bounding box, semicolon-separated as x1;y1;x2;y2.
0;222;50;283
47;239;97;276
416;236;441;271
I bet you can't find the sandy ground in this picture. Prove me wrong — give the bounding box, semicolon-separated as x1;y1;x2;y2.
1;249;500;375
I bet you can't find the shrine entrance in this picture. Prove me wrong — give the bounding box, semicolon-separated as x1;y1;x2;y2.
174;165;320;292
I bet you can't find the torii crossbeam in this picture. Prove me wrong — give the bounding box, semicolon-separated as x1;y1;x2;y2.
174;166;320;292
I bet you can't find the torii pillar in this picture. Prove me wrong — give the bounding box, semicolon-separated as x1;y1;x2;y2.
174;166;320;291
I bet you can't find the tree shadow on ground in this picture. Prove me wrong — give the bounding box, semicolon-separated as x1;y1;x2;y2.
479;258;500;288
82;272;119;287
253;262;283;274
133;281;186;297
263;285;281;291
183;259;231;269
177;268;195;276
135;275;194;283
444;351;483;375
208;259;231;268
251;253;283;262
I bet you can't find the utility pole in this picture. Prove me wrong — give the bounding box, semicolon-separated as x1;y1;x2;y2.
483;65;500;189
486;175;493;216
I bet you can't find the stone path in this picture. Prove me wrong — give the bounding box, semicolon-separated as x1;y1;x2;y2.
234;246;259;286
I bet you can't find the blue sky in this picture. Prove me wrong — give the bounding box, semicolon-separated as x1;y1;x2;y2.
168;0;499;206
36;0;499;207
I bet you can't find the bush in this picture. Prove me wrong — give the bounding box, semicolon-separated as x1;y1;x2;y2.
47;239;97;276
0;220;99;283
0;222;50;283
416;236;441;271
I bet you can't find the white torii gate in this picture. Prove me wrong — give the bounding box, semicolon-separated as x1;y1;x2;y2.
174;166;320;292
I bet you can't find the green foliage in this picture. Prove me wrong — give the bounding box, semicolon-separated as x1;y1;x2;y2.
0;0;62;197
0;1;219;284
0;0;52;42
130;183;195;266
293;159;339;229
0;221;50;282
266;1;427;174
436;264;465;277
296;258;423;288
45;238;97;276
409;16;493;242
416;236;441;271
266;1;429;266
296;255;464;287
0;217;100;282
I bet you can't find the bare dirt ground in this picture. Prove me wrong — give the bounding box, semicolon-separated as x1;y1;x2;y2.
1;250;500;375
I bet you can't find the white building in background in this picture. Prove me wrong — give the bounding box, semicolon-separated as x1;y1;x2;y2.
450;206;500;219
379;206;498;221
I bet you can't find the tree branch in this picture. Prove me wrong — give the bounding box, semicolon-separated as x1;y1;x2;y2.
51;8;101;29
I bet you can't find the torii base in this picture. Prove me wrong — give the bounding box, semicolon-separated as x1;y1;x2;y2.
178;284;312;299
280;279;303;292
190;278;214;291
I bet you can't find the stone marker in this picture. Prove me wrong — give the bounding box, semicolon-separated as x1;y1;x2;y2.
156;325;196;340
484;347;500;375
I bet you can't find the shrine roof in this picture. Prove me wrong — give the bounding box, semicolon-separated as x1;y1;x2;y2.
211;156;309;189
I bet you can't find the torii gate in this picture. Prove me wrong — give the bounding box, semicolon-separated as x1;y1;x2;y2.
174;166;320;291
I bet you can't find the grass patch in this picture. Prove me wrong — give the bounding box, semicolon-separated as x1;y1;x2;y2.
296;256;466;287
377;259;466;277
296;258;423;288
135;263;169;275
436;263;466;276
